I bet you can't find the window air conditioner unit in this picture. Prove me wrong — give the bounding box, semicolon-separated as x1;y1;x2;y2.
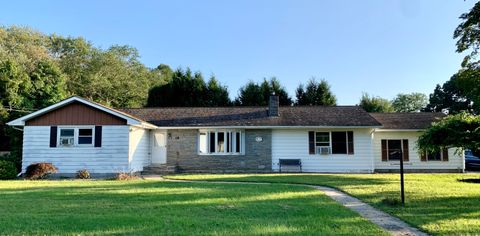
316;146;330;155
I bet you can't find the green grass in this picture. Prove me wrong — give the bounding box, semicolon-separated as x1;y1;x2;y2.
166;173;480;235
0;180;387;235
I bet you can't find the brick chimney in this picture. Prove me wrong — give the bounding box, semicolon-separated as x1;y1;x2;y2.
268;95;279;117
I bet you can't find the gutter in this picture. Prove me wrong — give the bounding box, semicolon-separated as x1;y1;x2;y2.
152;125;384;130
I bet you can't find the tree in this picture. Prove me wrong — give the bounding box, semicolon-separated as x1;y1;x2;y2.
452;2;480;112
391;93;428;112
417;112;480;154
151;64;173;86
235;81;263;106
424;75;474;114
204;76;231;106
235;78;292;106
295;78;336;106
147;68;231;107
358;93;394;112
454;1;480;58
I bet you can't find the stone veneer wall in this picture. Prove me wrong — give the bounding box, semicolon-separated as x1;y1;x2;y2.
166;129;272;173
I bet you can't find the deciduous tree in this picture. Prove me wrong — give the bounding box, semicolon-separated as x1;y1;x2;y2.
417;112;480;154
358;93;394;112
391;93;428;112
424;75;474;114
453;1;480;112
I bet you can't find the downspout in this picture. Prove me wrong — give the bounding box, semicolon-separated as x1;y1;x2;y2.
11;126;23;132
370;129;376;173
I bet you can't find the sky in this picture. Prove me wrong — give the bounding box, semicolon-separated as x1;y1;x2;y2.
0;0;476;104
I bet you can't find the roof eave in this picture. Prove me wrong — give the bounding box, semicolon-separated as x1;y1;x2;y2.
374;128;425;132
6;96;148;127
151;125;383;129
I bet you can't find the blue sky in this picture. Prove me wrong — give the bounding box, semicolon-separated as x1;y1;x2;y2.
0;0;475;104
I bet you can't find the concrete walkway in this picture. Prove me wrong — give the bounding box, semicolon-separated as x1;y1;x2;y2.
313;186;428;236
144;176;428;236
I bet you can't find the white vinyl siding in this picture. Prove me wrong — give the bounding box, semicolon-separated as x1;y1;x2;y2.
128;127;151;172
272;128;374;173
373;131;464;171
22;126;129;174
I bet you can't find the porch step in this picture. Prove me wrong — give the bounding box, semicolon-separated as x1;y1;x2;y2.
141;165;177;175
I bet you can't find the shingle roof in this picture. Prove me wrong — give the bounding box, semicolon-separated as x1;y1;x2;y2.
118;106;382;127
369;112;445;130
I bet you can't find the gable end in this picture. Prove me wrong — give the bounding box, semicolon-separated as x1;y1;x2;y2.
25;102;127;126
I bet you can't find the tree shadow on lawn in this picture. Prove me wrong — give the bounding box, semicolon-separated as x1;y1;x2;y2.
458;178;480;183
0;180;386;235
170;173;393;188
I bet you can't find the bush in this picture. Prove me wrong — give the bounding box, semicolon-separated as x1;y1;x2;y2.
75;169;91;179
0;152;21;172
24;163;58;180
113;171;139;181
0;160;18;180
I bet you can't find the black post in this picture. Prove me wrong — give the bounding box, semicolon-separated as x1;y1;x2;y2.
400;151;405;206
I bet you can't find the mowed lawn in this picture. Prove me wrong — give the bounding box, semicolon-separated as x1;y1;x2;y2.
167;173;480;235
0;180;387;235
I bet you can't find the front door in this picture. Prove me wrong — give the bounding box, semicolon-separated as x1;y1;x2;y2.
151;131;167;165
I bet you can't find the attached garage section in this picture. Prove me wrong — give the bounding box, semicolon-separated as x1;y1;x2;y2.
271;128;375;173
6;97;156;175
372;131;464;172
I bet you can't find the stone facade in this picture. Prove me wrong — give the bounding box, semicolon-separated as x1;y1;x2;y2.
166;129;272;173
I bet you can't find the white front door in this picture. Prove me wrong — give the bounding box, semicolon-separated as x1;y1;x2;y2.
151;131;167;164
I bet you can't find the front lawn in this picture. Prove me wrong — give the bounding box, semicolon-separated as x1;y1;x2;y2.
0;180;386;235
167;173;480;236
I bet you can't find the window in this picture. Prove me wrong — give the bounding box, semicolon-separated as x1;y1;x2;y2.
199;132;208;154
58;127;94;147
427;151;442;161
59;129;74;147
199;130;243;155
332;132;347;154
315;132;330;147
381;139;410;162
78;128;93;145
311;131;354;155
387;140;402;161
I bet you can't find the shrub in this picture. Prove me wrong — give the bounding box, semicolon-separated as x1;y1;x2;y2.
0;152;21;172
113;171;139;181
24;163;58;180
75;169;91;179
0;160;18;180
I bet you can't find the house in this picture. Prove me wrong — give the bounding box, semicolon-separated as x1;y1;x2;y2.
7;96;464;176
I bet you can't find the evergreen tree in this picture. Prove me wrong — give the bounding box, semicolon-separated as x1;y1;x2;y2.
235;77;292;106
295;78;337;106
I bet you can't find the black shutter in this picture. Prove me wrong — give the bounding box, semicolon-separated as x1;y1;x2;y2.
308;131;315;154
402;139;409;162
94;126;102;147
347;131;354;155
50;126;57;147
442;148;449;161
381;140;388;162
